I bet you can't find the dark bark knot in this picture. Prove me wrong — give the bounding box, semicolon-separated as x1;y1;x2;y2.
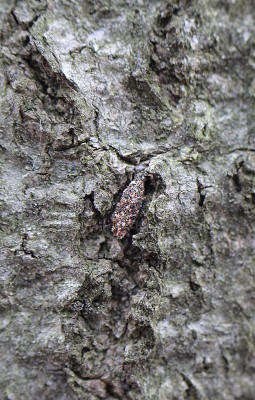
112;176;145;239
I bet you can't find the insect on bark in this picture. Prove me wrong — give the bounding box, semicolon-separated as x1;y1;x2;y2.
112;175;145;239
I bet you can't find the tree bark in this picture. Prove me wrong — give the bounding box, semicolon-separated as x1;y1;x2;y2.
1;1;255;399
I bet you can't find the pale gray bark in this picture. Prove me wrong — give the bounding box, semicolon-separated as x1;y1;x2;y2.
0;1;255;399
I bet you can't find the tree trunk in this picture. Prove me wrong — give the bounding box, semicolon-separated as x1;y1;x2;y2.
1;1;254;399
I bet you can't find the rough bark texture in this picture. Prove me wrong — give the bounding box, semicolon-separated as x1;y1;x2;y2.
1;1;255;399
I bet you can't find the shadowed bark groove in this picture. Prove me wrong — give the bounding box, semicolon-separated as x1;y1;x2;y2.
0;0;255;399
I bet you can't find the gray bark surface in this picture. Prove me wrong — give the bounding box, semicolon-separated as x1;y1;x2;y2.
0;1;255;399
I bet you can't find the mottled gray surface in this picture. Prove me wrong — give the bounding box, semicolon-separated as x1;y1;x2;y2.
0;0;255;399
